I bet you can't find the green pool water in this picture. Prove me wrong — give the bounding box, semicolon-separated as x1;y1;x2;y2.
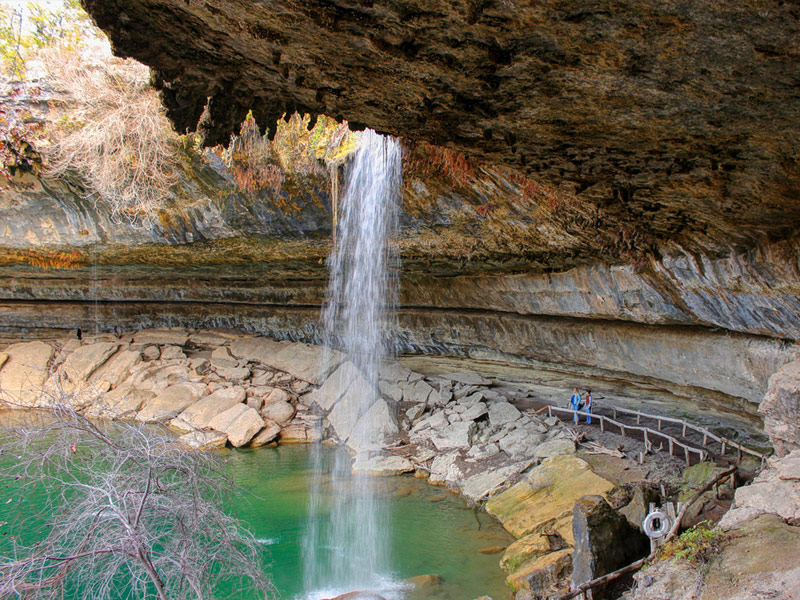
1;440;514;600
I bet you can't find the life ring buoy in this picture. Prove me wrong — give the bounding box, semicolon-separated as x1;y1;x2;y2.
642;511;670;538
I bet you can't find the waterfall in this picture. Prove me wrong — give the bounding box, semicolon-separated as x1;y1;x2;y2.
302;129;402;598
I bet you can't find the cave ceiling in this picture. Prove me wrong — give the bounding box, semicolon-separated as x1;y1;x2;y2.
81;0;800;257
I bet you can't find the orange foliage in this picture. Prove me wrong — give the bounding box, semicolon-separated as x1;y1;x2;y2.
403;141;477;187
1;248;86;270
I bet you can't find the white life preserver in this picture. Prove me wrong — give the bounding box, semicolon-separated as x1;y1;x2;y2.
642;511;670;538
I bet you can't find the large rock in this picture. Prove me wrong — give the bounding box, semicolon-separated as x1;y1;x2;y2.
486;455;615;541
327;371;376;441
760;360;800;456
261;400;295;424
533;438;576;461
230;338;343;385
174;386;246;429
136;382;207;422
462;461;533;502
724;449;800;523
347;398;399;453
207;403;264;447
489;402;522;428
179;429;228;450
249;420;281;447
307;361;362;411
630;514;800;600
571;495;648;593
0;341;54;406
90;348;142;388
498;427;546;459
61;342;120;385
430;420;476;451
352;454;414;476
87;384;154;419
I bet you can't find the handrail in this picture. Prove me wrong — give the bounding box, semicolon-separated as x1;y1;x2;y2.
604;404;768;463
542;402;768;467
546;405;708;465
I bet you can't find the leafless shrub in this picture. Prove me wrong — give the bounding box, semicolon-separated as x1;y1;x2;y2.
40;42;180;229
0;399;273;600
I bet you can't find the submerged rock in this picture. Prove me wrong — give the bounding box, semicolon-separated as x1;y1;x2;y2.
352;454;414;476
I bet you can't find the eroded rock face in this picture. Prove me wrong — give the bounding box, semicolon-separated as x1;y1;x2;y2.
83;1;800;261
760;360;800;457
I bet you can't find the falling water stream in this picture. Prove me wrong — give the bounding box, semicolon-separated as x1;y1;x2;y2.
302;130;403;599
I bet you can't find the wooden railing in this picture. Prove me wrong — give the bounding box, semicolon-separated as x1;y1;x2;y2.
544;404;769;468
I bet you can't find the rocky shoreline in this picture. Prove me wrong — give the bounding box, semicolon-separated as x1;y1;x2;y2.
1;327;797;599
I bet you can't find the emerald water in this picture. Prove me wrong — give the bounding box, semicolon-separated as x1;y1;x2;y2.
1;441;513;600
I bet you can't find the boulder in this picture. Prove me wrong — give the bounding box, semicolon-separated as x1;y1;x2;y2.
406;574;442;587
430;421;476;451
352;454;414;476
142;344;161;360
90;348;142;388
229;336;291;364
760;360;800;456
486;455;615;542
380;361;414;382
179;429;228;450
210;346;237;369
249;421;282;447
133;328;189;346
348;398;399;453
136;382;207;422
264;387;291;405
160;345;186;360
207;404;264;447
307;361;362;411
0;341;54;406
215;365;251;382
405;403;425;422
175;386;246;429
489;401;522;427
498;427;546;458
461;460;533;502
461;401;488;421
261;400;295;424
727;449;800;522
378;379;403;403
62;342;120;385
571;495;648;593
327;372;376;441
291;379;311;394
619;485;661;533
230;338;343;384
88;384;154;419
404;379;434;404
533;438;576;461
429;451;463;486
0;352;7;370
466;442;501;460
507;549;572;593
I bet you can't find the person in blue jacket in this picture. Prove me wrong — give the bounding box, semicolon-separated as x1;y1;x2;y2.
570;387;582;423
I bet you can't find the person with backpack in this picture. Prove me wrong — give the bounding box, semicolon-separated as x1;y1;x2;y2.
570;387;582;423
